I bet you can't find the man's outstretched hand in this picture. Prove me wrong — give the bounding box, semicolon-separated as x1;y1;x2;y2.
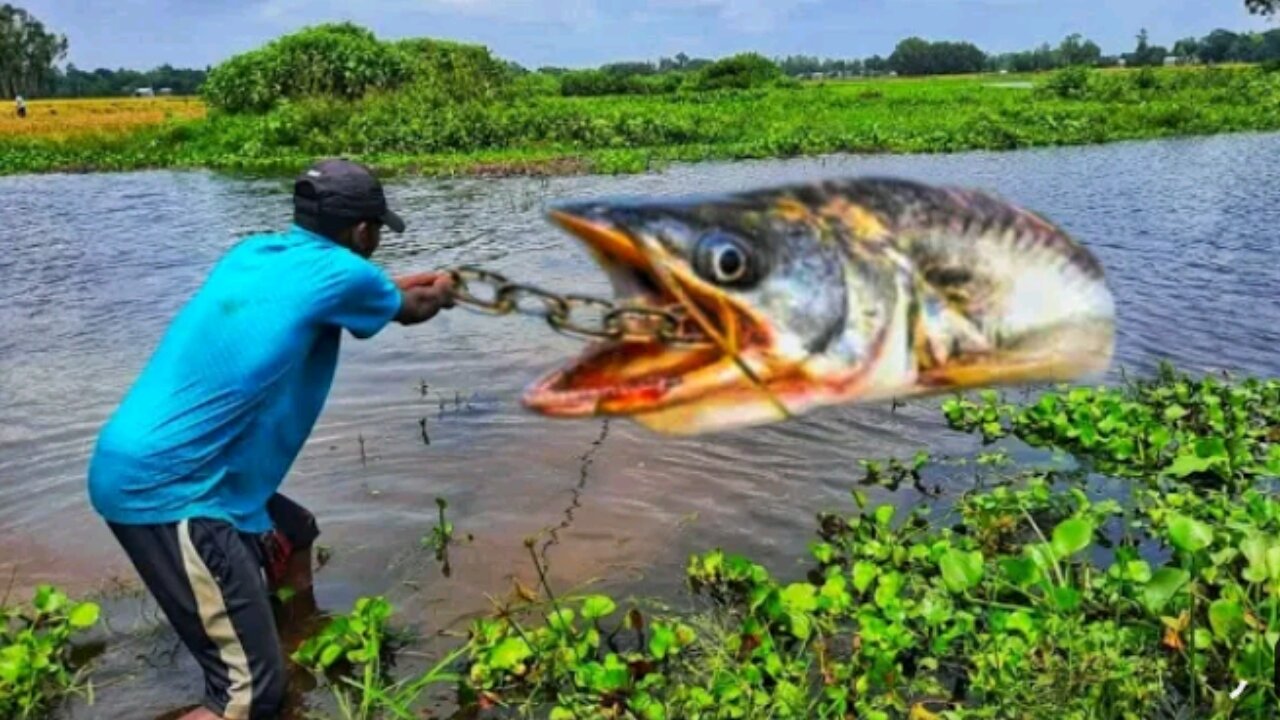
394;271;456;326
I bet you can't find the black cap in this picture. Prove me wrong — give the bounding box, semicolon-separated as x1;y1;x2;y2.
293;158;406;233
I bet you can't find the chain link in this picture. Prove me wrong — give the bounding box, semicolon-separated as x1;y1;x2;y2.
448;266;710;346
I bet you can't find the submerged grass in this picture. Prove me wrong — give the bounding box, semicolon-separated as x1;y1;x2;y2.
3;66;1279;177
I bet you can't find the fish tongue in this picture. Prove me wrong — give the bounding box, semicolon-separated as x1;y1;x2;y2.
563;342;719;391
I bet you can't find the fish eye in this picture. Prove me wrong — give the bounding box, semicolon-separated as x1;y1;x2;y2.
694;232;759;288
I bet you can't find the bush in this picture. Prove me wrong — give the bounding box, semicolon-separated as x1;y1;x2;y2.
1041;65;1094;99
690;52;783;91
392;38;514;103
202;23;414;113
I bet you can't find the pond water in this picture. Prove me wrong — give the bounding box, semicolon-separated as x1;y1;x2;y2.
2;132;1279;717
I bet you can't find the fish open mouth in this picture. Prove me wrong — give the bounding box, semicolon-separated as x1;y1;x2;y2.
521;208;772;419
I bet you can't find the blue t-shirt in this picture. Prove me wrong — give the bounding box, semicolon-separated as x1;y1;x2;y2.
88;225;402;533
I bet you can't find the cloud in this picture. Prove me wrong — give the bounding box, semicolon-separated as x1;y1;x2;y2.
256;0;599;27
650;0;821;34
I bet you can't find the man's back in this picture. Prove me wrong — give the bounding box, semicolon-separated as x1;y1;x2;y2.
88;226;401;532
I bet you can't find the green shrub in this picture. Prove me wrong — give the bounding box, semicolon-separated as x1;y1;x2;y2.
1041;65;1094;99
690;52;783;91
202;23;414;113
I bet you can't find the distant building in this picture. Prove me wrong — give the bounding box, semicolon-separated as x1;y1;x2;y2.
158;88;173;96
134;87;155;97
1162;56;1178;67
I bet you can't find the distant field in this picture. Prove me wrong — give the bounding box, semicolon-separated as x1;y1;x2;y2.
0;97;205;140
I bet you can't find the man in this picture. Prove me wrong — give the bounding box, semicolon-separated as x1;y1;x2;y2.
87;158;455;720
15;95;25;118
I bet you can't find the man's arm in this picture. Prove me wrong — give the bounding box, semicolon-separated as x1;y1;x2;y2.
395;273;455;326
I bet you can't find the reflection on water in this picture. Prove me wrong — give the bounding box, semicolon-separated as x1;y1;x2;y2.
2;132;1279;717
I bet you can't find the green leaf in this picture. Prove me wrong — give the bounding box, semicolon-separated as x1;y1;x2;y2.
1167;513;1214;554
1051;517;1094;558
1264;445;1280;476
852;561;879;594
1005;611;1036;637
938;549;984;593
489;637;532;671
580;595;616;620
319;643;344;668
788;611;812;641
1241;533;1270;583
0;645;29;683
546;608;576;633
1143;567;1190;613
874;571;904;608
810;542;835;564
1166;453;1215;478
649;623;677;659
1208;599;1244;640
1051;586;1082;612
781;583;818;614
873;505;896;527
68;602;100;629
33;585;66;615
999;556;1041;587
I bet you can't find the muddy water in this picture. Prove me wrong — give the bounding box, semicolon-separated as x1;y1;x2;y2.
3;132;1280;717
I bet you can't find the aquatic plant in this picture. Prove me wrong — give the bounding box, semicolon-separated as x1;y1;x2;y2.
292;595;464;720
0;585;101;720
294;366;1280;718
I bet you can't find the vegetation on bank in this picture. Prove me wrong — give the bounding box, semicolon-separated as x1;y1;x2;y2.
0;586;100;719
276;365;1280;719
3;28;1280;178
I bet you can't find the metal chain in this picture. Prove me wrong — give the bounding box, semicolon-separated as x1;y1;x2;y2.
447;266;711;346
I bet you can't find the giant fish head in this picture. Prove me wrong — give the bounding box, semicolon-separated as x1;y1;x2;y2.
522;177;1115;435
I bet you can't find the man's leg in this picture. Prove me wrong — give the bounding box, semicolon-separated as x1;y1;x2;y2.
109;519;287;720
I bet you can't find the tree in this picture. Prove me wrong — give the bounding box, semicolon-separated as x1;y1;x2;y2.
1199;29;1239;63
1247;0;1277;15
1172;37;1200;63
1058;33;1102;66
0;4;68;98
888;37;986;76
1128;28;1167;67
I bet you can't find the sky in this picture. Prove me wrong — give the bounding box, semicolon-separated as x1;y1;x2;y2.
19;0;1276;71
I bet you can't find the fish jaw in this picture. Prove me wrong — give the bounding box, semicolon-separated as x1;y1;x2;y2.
521;207;783;431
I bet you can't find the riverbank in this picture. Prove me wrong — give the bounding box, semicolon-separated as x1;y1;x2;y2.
2;66;1278;177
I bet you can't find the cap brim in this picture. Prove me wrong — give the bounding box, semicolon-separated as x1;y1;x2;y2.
381;208;406;234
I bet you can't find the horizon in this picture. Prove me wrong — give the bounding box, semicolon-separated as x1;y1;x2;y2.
19;0;1275;72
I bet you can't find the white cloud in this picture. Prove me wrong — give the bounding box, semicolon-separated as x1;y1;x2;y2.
256;0;599;28
650;0;821;34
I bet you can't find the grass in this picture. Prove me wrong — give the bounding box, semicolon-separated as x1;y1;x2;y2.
2;66;1279;177
0;97;204;141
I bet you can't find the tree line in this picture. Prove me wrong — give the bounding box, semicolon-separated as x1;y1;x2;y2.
51;64;208;96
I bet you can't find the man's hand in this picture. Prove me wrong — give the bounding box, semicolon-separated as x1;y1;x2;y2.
395;271;452;291
395;272;455;326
